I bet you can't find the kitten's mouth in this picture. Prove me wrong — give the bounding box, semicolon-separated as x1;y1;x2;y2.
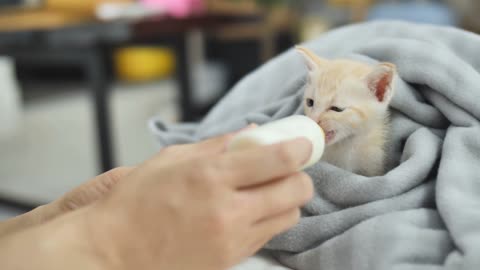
325;130;335;143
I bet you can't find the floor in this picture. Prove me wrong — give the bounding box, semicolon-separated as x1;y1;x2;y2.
0;80;178;219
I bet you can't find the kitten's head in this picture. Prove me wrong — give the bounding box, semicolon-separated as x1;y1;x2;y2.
296;46;396;146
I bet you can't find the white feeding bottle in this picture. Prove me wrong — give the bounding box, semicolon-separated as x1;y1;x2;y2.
227;115;325;170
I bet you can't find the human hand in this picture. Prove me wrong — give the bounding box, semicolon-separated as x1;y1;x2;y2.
79;133;314;270
0;167;135;238
0;125;260;239
0;127;313;270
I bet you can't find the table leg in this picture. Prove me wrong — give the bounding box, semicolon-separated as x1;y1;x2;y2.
85;48;115;172
174;34;196;121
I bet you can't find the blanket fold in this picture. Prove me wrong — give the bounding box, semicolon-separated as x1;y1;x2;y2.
150;21;480;270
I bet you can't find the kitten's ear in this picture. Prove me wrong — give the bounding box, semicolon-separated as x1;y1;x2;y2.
366;62;396;103
295;46;326;71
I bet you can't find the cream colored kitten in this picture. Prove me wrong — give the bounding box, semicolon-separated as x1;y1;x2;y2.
296;46;396;176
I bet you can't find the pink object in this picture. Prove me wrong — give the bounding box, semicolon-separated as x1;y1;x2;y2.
141;0;204;18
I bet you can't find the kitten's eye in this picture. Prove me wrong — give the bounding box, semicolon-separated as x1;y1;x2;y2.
330;106;345;112
306;98;314;107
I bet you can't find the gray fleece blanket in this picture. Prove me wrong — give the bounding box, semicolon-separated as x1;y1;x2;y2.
150;21;480;270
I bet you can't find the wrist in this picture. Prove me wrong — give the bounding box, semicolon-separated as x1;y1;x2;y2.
56;205;122;270
0;206;105;270
82;199;150;270
0;203;62;238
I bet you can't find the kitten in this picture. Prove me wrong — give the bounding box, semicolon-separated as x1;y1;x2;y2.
296;46;396;176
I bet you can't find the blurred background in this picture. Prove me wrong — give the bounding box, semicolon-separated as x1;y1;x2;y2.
0;0;477;218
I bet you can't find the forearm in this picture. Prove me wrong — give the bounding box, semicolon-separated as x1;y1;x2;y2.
0;166;133;237
0;203;62;238
0;207;106;270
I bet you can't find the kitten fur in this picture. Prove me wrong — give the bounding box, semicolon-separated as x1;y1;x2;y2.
296;46;396;176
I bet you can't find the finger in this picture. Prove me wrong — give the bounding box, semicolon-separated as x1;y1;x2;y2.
218;138;312;188
251;208;301;247
243;172;313;222
193;124;258;154
154;124;258;163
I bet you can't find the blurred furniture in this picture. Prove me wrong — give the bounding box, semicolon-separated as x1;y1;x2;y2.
207;0;259;15
446;0;480;32
0;10;90;31
0;0;42;9
0;14;263;177
328;0;374;22
0;0;133;31
0;1;297;211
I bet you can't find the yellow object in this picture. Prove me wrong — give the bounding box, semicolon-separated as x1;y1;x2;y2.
114;47;176;82
46;0;132;15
